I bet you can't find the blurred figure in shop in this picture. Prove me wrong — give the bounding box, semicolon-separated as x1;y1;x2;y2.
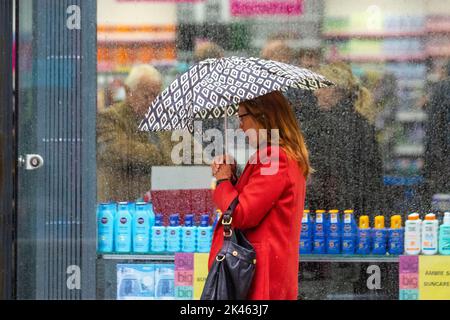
423;60;450;200
296;48;322;69
103;78;127;110
97;65;174;203
288;62;384;217
260;39;295;64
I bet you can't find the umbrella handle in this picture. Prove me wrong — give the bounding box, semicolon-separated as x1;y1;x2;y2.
224;105;228;155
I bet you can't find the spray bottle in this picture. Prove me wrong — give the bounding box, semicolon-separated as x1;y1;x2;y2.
356;215;371;254
388;215;404;255
372;215;388;255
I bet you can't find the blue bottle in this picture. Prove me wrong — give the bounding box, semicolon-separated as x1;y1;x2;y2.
313;210;327;254
326;209;341;254
166;214;182;253
132;202;151;253
151;214;166;252
115;202;133;253
212;210;221;230
300;210;313;254
388;215;404;255
181;214;197;253
197;214;212;253
372;215;388;255
342;209;357;254
97;203;116;253
356;215;371;254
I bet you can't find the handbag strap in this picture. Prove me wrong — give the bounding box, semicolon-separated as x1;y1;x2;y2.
221;196;239;239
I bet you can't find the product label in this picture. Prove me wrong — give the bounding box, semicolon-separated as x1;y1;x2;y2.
344;214;351;223
331;214;338;223
316;214;323;223
302;215;308;223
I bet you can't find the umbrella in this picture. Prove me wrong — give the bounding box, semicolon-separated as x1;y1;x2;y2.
138;56;333;134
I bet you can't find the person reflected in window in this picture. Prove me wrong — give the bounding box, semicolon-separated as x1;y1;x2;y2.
288;62;384;217
260;39;294;64
424;60;450;199
97;65;173;203
296;48;322;69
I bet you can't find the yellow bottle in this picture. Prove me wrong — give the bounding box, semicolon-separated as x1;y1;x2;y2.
373;215;387;254
389;215;404;255
357;215;371;254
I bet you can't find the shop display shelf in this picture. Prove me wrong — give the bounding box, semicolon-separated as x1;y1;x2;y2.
323;31;426;39
99;253;176;261
301;254;399;263
99;253;401;263
383;175;424;186
395;110;427;123
394;144;424;156
336;54;427;63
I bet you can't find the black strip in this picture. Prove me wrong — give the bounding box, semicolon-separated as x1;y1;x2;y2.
0;0;14;300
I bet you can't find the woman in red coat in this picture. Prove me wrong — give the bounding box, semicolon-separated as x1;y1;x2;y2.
210;91;311;300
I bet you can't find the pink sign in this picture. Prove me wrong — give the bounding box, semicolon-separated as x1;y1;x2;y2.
117;0;204;2
231;0;303;16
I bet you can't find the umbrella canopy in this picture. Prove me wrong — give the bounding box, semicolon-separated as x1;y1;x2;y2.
138;56;333;132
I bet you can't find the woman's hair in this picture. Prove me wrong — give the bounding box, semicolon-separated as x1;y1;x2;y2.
316;62;375;123
240;91;312;177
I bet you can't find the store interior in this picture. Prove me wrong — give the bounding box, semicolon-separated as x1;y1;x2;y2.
91;0;450;300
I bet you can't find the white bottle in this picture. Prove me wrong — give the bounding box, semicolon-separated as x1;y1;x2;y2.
404;213;422;255
421;213;439;255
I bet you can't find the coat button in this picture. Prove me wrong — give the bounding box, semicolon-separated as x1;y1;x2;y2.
232;251;238;256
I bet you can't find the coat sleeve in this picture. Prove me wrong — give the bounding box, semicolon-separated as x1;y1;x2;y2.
213;150;289;230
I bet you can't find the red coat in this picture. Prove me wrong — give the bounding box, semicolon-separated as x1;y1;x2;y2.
209;146;305;300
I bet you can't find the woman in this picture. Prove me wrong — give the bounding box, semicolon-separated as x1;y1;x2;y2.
209;91;311;300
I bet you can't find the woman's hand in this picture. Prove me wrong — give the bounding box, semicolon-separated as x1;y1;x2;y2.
214;164;233;181
211;154;236;181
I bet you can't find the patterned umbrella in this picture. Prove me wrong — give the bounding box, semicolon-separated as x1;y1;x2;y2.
138;56;333;132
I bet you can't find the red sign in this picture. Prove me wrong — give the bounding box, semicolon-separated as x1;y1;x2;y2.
231;0;303;16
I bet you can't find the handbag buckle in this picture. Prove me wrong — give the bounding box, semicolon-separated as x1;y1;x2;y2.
222;217;233;225
216;254;225;262
223;229;233;237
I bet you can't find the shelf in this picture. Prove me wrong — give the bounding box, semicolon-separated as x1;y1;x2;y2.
323;31;425;39
99;253;400;263
333;54;427;63
394;144;424;156
395;111;427;122
301;254;399;263
99;254;176;261
383;175;424;186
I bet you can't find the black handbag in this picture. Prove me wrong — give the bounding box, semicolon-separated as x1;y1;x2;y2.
200;197;256;300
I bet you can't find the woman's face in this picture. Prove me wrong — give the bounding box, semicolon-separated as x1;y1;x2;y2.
314;87;342;111
238;105;261;147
